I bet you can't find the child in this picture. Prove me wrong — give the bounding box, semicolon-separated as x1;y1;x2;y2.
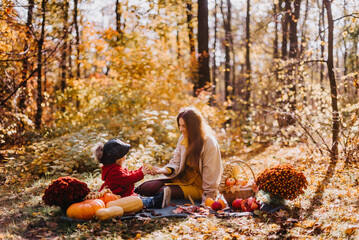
92;138;171;208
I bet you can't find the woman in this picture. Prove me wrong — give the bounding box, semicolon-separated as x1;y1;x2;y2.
135;106;223;206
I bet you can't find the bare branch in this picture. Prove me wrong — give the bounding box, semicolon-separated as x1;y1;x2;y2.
0;41;62;106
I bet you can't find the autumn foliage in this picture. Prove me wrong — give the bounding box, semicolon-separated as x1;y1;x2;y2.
256;164;308;200
42;176;90;210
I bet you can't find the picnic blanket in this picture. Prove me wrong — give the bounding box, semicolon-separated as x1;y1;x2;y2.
60;199;285;222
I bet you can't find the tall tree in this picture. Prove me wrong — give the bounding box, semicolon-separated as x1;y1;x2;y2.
288;0;301;59
244;0;251;113
273;0;279;59
68;39;73;79
196;0;210;95
35;0;46;129
221;0;231;102
74;0;80;79
116;0;127;40
281;0;290;59
287;0;301;124
274;0;281;109
176;4;182;60
18;0;34;114
324;0;339;162
60;0;69;110
299;0;309;55
318;1;325;90
211;0;218;106
116;0;122;34
227;0;236;99
186;0;196;89
343;0;348;93
186;0;195;57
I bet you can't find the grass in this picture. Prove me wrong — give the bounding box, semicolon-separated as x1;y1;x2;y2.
0;143;358;239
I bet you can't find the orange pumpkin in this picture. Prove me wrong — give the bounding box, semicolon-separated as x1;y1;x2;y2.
66;199;105;220
99;193;120;204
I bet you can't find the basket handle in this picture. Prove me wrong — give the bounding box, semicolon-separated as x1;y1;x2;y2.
228;159;256;182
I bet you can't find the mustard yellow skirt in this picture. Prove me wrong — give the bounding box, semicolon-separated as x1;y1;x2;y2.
166;178;203;200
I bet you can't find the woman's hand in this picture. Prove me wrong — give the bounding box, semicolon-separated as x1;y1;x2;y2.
150;166;170;175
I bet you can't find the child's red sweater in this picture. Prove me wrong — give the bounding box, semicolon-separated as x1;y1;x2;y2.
99;163;144;197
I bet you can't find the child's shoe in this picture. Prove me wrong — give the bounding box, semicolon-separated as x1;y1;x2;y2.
154;187;171;208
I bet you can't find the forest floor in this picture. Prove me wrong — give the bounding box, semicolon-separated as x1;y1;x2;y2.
0;142;358;239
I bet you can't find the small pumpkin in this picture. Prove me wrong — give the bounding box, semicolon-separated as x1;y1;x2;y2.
95;206;124;221
85;189;120;204
66;199;105;220
100;193;120;204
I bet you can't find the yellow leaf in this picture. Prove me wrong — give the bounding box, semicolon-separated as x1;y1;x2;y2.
345;226;357;235
302;220;316;228
275;209;288;218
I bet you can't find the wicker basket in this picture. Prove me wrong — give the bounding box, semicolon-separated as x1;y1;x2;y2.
220;159;256;206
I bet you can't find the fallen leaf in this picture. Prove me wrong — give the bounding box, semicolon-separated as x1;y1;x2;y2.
302;220;316;228
253;210;261;216
275;209;288;218
45;222;58;228
345;225;358;235
286;218;298;223
173;207;184;214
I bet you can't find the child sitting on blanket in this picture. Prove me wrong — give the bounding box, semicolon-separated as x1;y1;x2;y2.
92;138;171;208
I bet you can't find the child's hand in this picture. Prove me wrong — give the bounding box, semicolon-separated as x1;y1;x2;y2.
141;165;151;175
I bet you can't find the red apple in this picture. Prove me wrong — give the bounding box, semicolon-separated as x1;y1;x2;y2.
235;179;247;187
211;201;223;211
247;197;256;206
232;198;243;210
225;177;236;186
250;202;260;211
240;200;250;212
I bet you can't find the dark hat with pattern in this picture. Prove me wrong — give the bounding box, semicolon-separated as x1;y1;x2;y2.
101;139;131;164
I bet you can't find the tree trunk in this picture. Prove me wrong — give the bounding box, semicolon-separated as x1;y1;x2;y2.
19;0;34;113
176;26;181;60
196;0;210;95
68;39;73;79
324;0;340;162
221;0;231;101
211;0;218;106
176;4;181;60
116;0;122;35
343;42;348;93
35;0;46;129
343;0;348;93
60;0;69;112
274;0;280;107
186;1;195;56
244;0;251;113
287;0;301;124
273;0;279;59
281;0;290;59
319;2;325;90
186;0;196;91
227;0;236;99
116;0;126;44
74;0;80;79
299;0;309;55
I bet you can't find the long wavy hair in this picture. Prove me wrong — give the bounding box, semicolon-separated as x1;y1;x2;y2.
177;106;213;169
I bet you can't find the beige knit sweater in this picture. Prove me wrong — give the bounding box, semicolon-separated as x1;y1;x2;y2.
164;134;223;205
